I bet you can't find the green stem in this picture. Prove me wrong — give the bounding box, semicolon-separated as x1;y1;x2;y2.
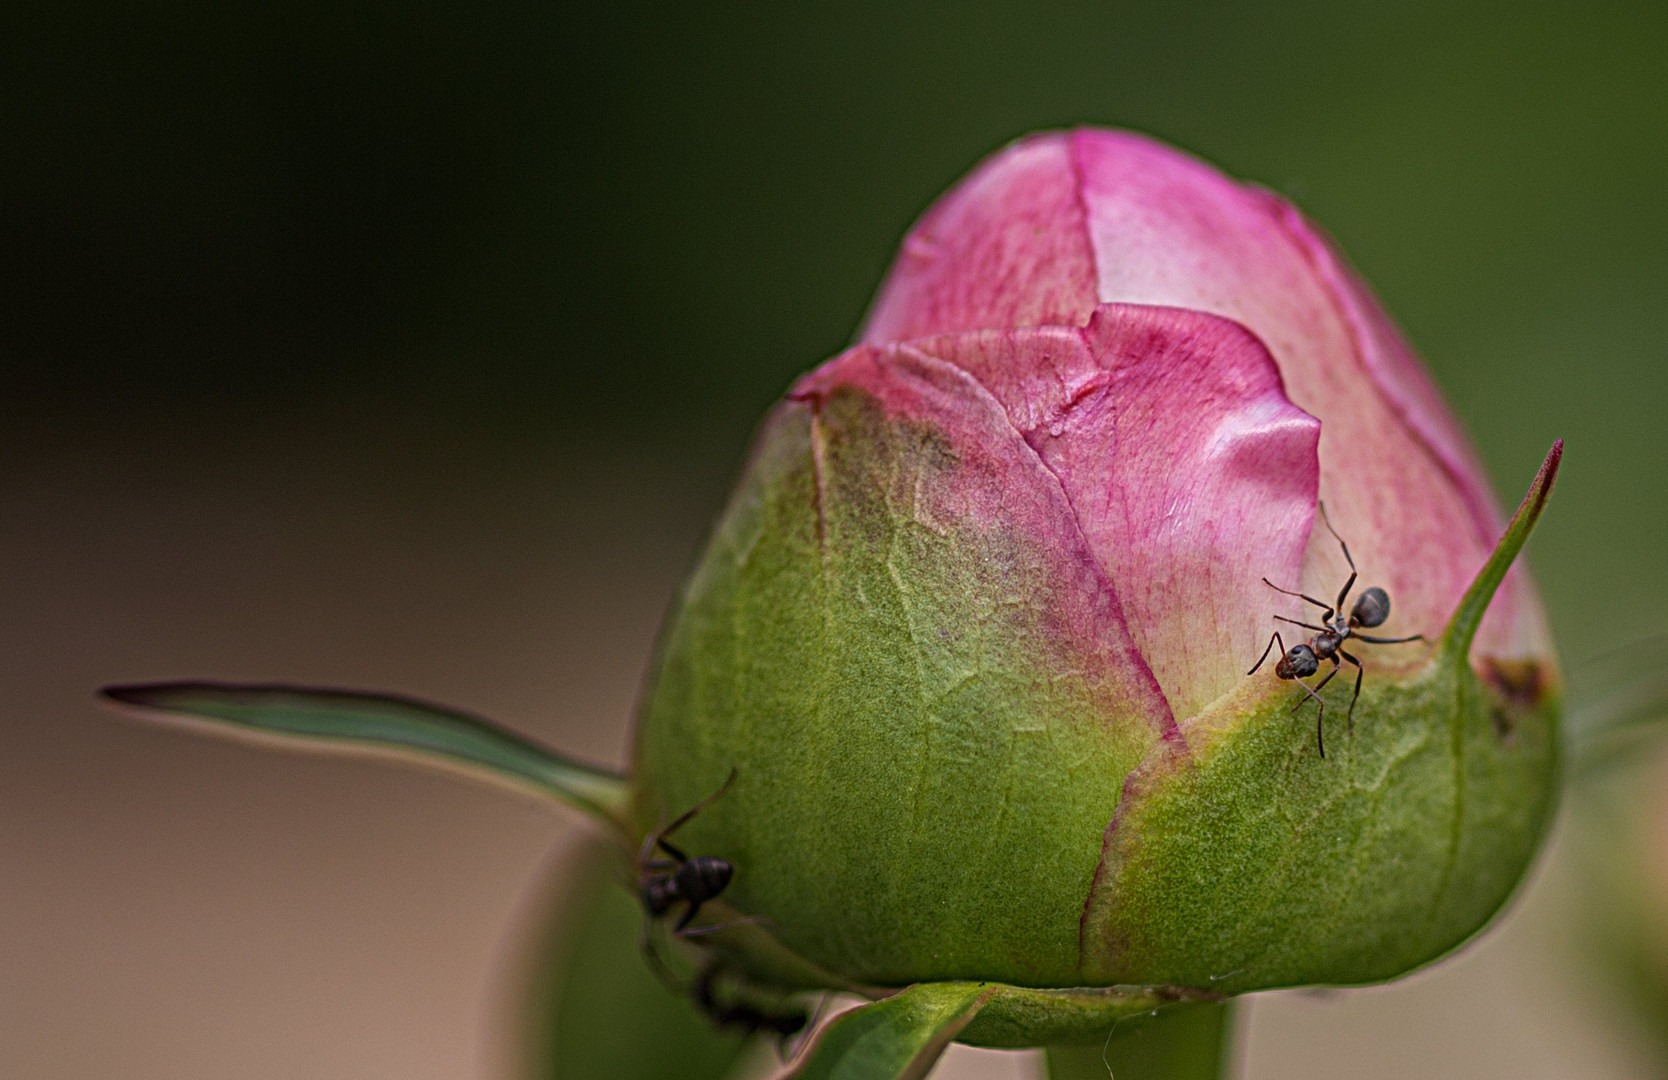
1044;1001;1233;1080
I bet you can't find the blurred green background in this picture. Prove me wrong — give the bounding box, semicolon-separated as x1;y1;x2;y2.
4;0;1664;651
3;3;1666;1077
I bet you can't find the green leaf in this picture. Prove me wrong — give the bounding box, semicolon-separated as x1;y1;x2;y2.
529;838;754;1080
785;982;996;1080
1044;1001;1232;1080
101;681;631;827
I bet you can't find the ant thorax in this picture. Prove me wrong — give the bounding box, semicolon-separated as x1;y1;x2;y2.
1312;628;1345;659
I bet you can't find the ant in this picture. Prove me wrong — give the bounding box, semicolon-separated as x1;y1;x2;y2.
638;768;739;933
1249;504;1426;757
692;963;809;1043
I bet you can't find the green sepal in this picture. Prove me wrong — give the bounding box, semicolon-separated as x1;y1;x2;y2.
1439;439;1562;666
782;980;1191;1078
1080;443;1566;991
952;983;1206;1048
785;982;995;1080
101;681;631;829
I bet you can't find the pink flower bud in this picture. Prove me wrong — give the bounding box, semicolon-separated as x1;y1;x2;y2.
862;127;1552;693
105;127;1568;1058
630;127;1563;1035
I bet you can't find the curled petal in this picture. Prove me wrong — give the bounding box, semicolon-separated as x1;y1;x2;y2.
863;127;1553;667
909;304;1321;720
863;135;1098;344
793;341;1178;742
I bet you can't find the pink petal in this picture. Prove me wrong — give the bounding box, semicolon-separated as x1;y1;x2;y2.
910;305;1321;720
1266;203;1553;661
863;127;1552;665
791;342;1180;742
862;134;1099;345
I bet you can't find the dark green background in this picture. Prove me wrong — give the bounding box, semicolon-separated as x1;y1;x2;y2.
4;0;1664;658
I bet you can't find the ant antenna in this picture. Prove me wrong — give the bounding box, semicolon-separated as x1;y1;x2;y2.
640;768;739;866
1261;577;1335;616
1316;500;1356;573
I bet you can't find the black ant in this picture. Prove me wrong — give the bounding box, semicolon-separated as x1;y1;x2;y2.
638;768;739;933
692;963;809;1043
1249;504;1426;757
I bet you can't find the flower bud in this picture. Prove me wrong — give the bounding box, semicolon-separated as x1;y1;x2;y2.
861;128;1550;668
631;128;1561;1044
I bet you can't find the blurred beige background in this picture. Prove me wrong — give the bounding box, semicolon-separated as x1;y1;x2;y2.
0;409;1655;1079
4;2;1666;1077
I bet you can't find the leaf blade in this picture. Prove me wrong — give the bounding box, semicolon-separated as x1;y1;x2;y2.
102;681;631;826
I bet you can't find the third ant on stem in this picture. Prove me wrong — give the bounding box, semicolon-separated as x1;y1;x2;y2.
1249;504;1427;757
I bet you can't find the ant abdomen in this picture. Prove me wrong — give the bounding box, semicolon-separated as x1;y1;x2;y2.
675;856;734;908
1350;586;1390;629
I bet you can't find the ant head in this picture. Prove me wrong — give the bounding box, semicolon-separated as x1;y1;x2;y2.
641;874;679;915
1350;586;1390;629
1275;644;1319;680
676;855;735;904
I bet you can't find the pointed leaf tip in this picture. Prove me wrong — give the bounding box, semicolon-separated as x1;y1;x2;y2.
100;681;632;828
1441;439;1563;665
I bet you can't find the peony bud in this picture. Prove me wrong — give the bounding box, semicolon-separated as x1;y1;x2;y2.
631;128;1563;1045
860;128;1551;673
104;128;1567;1068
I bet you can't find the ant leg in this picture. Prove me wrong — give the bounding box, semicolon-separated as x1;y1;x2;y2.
1262;578;1335;617
1334;570;1358;616
654;767;740;850
1339;648;1363;734
1249;631;1286;676
656;839;690;863
1289;671;1334;712
639;919;686;991
1288;678;1328;758
692;961;721;1013
1308;656;1341;695
1294;659;1340;758
1274;615;1330;633
675;899;706;932
1353;632;1427;645
679;915;772;937
637;826;664;870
